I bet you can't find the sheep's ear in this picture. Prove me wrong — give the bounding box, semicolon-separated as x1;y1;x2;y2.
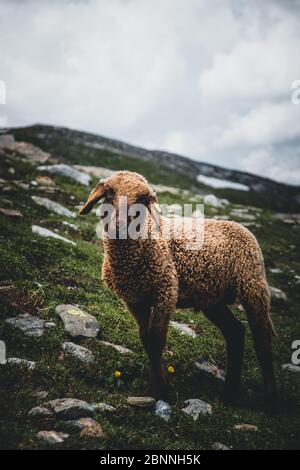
78;182;106;215
148;198;162;227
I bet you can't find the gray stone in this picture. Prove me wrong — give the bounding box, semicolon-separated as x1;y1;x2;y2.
203;194;228;209
127;396;155;408
37;430;69;444
230;209;256;221
32;225;76;246
182;399;212;420
155;400;171;422
35;175;55;187
269;286;287;303
170;321;197;338
56;305;99;338
269;268;283;274
62;221;79;231
31;390;49;400
61;417;98;431
282;364;300;373
46;398;94;419
100;340;132;354
91;403;117;413
61;417;106;438
212;442;230;450
29;406;54;418
32;196;76;219
7;357;36;369
0;208;23;217
195;360;225;381
62;341;94;363
234;423;258;432
5;314;49;337
37;164;91;186
74;165;115;180
0;134;15;147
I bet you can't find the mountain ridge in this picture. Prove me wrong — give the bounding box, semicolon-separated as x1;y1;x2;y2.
3;123;300;212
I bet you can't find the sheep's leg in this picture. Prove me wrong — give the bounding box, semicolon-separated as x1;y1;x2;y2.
244;306;277;414
203;302;245;405
127;299;169;399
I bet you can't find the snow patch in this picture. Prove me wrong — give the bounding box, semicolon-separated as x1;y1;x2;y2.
197;175;249;191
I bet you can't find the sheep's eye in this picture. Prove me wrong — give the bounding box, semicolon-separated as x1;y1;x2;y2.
136;195;149;205
104;190;114;202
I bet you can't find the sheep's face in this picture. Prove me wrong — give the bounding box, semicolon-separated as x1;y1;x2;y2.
78;171;160;238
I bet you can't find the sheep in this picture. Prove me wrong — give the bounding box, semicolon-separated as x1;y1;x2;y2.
79;170;277;413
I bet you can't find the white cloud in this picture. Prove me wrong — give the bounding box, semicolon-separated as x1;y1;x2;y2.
217;101;300;147
0;0;299;185
240;147;300;186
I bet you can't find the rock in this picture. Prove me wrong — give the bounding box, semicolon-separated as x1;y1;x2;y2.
0;137;51;164
212;442;230;450
282;364;300;373
62;341;94;363
32;196;76;219
32;225;76;246
155;400;171;422
269;286;287;303
230;209;256;221
91;403;117;413
37;430;69;444
234;424;258;432
203;194;228;209
195;360;225;381
46;398;94;419
100;340;132;354
127;397;155;408
62;221;79;231
182;399;212;420
37;164;91;186
170;321;197;338
0;208;23;217
79;418;106;439
7;357;36;369
56;304;99;338
269;268;283;274
74;165;115;180
0;134;15;147
58;418;98;431
5;313;50;337
29;406;54;418
35;175;55;186
31;390;49;400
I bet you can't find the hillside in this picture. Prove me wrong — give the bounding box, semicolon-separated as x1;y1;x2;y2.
8;124;300;213
0;127;299;450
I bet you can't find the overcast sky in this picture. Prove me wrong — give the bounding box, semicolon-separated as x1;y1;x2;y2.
0;0;300;184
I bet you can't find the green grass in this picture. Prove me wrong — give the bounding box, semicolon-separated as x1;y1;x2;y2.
0;154;299;450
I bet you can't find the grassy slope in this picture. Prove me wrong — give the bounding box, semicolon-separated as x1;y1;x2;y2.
0;153;299;450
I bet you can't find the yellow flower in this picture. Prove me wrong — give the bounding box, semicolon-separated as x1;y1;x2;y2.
167;365;175;374
114;370;122;378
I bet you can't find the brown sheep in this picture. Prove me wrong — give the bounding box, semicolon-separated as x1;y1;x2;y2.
79;170;277;413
